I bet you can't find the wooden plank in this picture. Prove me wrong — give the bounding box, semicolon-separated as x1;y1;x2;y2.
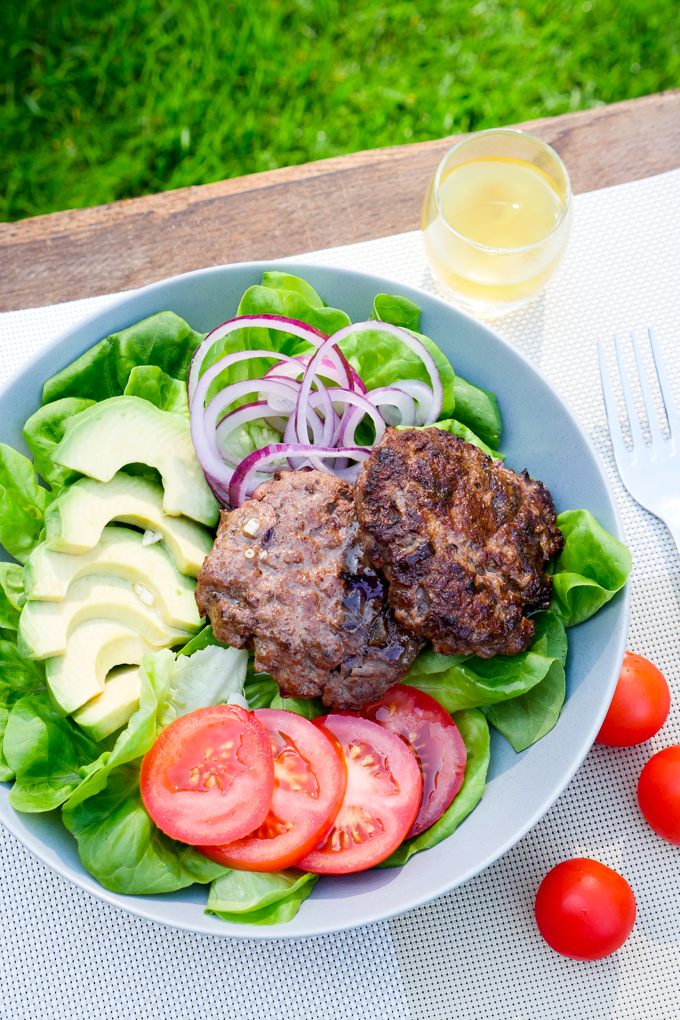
1;89;679;312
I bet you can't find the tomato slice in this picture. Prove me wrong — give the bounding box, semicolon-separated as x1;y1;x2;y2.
358;683;467;837
297;714;422;874
140;705;274;846
197;708;347;872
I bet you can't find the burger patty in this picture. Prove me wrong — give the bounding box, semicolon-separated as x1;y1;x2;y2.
354;428;564;658
194;470;423;711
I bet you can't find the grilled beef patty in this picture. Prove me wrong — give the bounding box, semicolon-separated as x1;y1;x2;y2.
195;470;423;711
354;428;564;658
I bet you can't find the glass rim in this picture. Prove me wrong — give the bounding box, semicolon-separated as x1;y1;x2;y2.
433;127;573;255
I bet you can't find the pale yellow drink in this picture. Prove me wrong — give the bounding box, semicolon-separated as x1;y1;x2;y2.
422;131;572;317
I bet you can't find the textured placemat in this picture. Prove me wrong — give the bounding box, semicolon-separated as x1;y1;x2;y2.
1;167;680;1020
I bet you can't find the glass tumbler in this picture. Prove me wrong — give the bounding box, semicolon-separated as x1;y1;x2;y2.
422;128;573;318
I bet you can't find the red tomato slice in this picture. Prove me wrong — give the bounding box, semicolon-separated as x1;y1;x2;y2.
358;683;467;837
197;708;347;872
140;705;274;846
535;858;636;960
297;714;422;874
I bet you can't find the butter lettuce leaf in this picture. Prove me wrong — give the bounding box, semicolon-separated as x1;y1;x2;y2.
157;645;249;726
452;376;502;449
401;418;504;460
379;708;490;867
41;311;204;404
123;365;189;416
369;293;421;332
552;509;632;627
4;693;102;811
206;869;318;925
482;659;566;753
0;563;25;631
23;397;96;490
0;639;47;782
63;762;227;894
0;443;53;563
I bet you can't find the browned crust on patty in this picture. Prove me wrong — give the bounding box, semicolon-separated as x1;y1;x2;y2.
354;428;564;658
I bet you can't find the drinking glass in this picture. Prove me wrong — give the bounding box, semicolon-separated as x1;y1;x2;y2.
422;128;573;318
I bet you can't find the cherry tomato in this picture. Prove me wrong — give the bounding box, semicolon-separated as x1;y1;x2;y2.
297;714;422;874
140;705;274;845
637;745;680;845
535;858;636;960
197;709;346;872
358;683;466;837
596;651;670;747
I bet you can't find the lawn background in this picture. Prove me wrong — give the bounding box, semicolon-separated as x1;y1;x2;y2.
1;0;678;222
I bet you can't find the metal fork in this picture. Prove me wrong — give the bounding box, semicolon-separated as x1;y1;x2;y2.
598;328;680;548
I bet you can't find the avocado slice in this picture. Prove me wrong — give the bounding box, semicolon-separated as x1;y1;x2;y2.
51;396;219;527
46;618;156;715
44;472;214;575
23;526;202;631
18;574;193;661
72;665;142;741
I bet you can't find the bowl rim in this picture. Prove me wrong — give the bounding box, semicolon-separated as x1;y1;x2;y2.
0;259;629;940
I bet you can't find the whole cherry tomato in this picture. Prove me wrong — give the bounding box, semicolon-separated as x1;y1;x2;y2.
534;858;636;960
637;745;680;845
596;651;670;747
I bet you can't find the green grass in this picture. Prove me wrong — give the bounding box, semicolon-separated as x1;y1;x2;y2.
1;0;678;222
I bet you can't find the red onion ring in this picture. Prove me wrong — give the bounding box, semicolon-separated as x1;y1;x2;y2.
365;386;417;428
229;443;371;507
188;315;329;406
327;320;443;424
389;379;435;426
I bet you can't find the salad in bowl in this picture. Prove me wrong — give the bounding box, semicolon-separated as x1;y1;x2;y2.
0;268;630;930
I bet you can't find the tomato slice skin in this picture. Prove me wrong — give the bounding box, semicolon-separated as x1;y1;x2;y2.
637;745;680;845
534;858;636;960
596;651;670;746
297;714;422;875
140;705;274;846
358;683;466;837
197;708;347;872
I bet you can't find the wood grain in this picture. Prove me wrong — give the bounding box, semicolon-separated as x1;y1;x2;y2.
1;89;679;312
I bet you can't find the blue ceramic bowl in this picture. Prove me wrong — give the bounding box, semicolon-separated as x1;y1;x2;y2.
0;262;629;939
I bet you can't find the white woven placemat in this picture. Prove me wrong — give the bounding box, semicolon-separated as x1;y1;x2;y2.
1;167;680;1020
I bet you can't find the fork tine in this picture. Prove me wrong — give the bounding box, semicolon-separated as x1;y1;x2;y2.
648;327;680;441
631;330;666;446
614;334;646;450
598;340;632;467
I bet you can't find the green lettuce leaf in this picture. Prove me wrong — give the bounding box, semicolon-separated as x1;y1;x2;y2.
0;443;53;563
244;670;279;709
529;609;568;666
269;692;325;719
453;376;502;449
41;311;204;404
4;692;102;811
0;641;47;781
551;509;632;627
378;708;490;867
404;647;555;712
23;397;96;490
369;293;421;332
260;271;326;307
482;660;566;753
337;326;456;421
63;762;227;894
0;563;25;631
157;645;249;727
198;278;349;406
123;365;189;416
206;869;318;925
177;623;223;657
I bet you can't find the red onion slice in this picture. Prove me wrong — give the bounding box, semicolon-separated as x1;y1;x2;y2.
365;386;417;428
229;443;371;507
327;320;443;424
264;353;364;393
188;315;329;406
215;401;283;469
389;379;434;426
